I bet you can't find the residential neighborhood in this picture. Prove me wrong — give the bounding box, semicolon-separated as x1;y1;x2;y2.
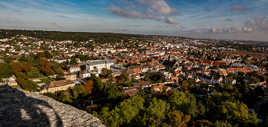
0;30;268;127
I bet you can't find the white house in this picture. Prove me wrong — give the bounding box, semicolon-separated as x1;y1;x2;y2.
79;71;91;79
68;65;81;73
86;59;114;73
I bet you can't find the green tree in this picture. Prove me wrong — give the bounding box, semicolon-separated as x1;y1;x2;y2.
214;121;232;127
118;71;129;83
167;110;191;127
72;85;88;99
16;76;38;92
101;68;113;78
117;95;144;125
60;91;73;103
52;65;63;74
91;75;104;92
98;107;120;127
106;84;122;100
145;98;170;127
217;101;259;126
168;90;199;118
192;120;214;127
100;95;144;126
0;63;13;79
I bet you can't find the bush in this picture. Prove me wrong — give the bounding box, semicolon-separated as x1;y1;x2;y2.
16;77;38;92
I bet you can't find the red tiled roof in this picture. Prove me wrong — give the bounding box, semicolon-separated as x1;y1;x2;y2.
227;68;252;74
48;80;73;88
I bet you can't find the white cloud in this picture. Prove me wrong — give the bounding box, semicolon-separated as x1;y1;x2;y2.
109;0;178;24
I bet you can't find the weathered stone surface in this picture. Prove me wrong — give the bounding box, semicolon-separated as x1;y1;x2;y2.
0;85;105;127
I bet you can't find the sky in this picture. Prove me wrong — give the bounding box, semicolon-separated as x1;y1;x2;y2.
0;0;268;41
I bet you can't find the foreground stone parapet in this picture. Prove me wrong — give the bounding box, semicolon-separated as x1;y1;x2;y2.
0;86;105;127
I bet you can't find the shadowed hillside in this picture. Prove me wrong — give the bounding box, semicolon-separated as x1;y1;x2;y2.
0;85;105;127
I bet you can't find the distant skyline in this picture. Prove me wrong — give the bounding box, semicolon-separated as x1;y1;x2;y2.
0;0;268;41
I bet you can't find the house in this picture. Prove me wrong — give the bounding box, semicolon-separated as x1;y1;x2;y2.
133;81;151;89
111;64;125;72
55;59;67;64
40;80;75;93
2;75;18;86
151;83;164;93
141;66;150;73
112;71;121;77
127;66;142;76
68;65;81;73
86;59;114;73
227;67;252;74
79;71;91;79
124;88;138;97
31;78;42;83
8;76;18;86
64;73;77;81
213;60;228;66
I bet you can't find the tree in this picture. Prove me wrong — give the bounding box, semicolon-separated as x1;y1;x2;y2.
11;63;38;92
182;79;195;91
144;72;166;83
145;98;170;127
192;120;213;127
100;95;144;126
216;101;259;126
43;51;52;59
59;91;73;103
72;85;87;99
70;57;77;65
167;110;191;127
40;58;54;76
214;121;232;127
0;63;13;79
117;96;145;125
259;102;268;127
98;107;120;127
90;75;104;93
16;76;38;92
101;68;112;78
168;90;199;118
52;65;63;74
118;71;129;83
85;80;94;94
106;84;122;100
10;62;31;73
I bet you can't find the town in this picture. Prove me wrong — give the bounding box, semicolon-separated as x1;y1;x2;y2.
0;30;268;127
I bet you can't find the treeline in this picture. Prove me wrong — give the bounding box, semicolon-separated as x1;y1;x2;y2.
0;29;144;42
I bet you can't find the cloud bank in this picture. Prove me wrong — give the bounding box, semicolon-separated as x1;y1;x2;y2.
109;0;178;24
232;5;248;11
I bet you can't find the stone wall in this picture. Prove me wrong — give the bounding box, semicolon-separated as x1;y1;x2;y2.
0;85;105;127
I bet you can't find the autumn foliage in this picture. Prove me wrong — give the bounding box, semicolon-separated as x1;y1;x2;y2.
85;80;94;94
10;62;31;73
40;58;55;76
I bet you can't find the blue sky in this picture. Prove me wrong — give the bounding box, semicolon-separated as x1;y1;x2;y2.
0;0;268;41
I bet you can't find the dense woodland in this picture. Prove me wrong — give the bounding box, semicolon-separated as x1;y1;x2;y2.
0;29;146;42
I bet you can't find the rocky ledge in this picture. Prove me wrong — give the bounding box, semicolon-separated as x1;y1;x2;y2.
0;85;105;127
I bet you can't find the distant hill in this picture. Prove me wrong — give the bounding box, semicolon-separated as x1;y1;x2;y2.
0;29;146;42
